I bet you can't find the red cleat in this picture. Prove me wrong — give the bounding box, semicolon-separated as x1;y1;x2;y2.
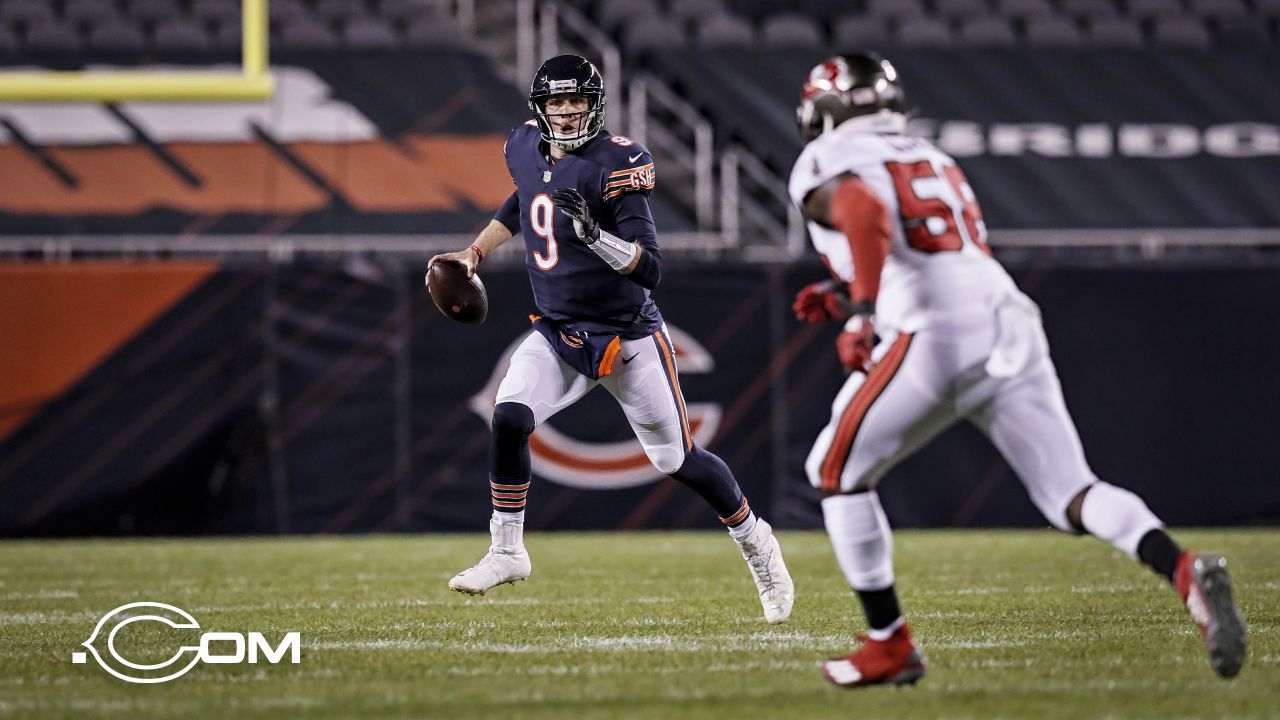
821;623;926;688
1175;552;1247;678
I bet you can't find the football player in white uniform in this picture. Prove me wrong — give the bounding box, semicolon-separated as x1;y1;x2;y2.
788;52;1246;688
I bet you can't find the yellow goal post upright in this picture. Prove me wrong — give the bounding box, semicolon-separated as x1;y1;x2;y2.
0;0;273;101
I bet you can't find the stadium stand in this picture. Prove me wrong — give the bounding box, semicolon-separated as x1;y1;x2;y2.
1024;15;1085;43
345;17;399;48
760;13;825;46
957;16;1020;44
694;13;755;46
897;16;955;43
23;20;80;53
152;18;212;51
935;0;992;21
833;14;890;44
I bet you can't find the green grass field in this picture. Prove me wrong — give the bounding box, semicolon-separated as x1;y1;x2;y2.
1;529;1276;720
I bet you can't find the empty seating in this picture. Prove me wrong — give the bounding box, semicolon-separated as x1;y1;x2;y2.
995;0;1055;18
621;15;688;52
695;13;755;45
596;0;659;32
152;18;212;51
269;0;311;24
403;14;467;46
1126;0;1186;18
87;19;146;52
191;0;241;25
209;18;242;48
1188;0;1248;18
833;15;890;45
125;0;182;25
345;17;398;48
24;20;80;52
380;0;434;25
0;0;55;26
761;13;824;45
897;16;954;43
1088;16;1146;43
867;0;928;20
728;0;791;21
957;16;1018;43
0;24;16;54
63;0;122;27
1212;16;1270;44
278;18;339;48
934;0;991;20
671;0;730;22
1059;0;1120;19
1025;16;1085;44
316;0;368;25
1152;15;1212;43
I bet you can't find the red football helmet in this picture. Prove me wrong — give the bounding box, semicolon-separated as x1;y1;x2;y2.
797;52;905;143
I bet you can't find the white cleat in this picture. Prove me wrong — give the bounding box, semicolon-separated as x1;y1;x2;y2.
448;519;531;595
736;518;794;624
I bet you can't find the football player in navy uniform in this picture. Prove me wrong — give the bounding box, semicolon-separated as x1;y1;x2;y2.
428;55;793;624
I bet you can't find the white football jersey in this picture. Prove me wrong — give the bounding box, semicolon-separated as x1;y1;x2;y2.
788;116;1017;333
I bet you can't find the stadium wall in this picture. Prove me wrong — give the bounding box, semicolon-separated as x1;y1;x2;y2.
2;256;1278;537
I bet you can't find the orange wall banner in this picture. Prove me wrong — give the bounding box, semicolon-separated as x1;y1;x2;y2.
0;262;217;439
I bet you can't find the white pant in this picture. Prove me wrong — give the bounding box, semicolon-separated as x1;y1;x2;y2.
495;326;693;474
805;292;1097;531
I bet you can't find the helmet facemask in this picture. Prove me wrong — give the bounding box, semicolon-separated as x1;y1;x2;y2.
531;92;606;151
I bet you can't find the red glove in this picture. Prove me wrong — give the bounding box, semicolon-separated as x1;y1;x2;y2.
793;280;852;323
837;313;877;374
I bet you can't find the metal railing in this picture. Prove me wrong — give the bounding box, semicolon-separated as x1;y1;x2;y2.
722;144;806;258
628;74;715;231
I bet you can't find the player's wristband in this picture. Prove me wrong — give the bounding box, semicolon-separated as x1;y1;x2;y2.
847;299;875;316
468;244;485;264
587;229;637;272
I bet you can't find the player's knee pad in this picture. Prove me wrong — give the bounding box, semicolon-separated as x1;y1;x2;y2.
492;402;535;441
822;491;895;590
1079;481;1164;558
650;451;684;476
646;442;686;475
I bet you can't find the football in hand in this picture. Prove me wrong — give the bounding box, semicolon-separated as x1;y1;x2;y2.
426;260;488;325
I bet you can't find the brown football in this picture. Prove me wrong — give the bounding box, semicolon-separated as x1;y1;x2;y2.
426;260;488;325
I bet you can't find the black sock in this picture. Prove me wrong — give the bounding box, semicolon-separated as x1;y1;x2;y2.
490;403;534;513
1137;528;1182;584
668;445;745;519
857;586;902;631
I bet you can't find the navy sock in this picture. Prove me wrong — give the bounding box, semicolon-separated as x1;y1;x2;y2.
490;402;534;514
668;445;745;520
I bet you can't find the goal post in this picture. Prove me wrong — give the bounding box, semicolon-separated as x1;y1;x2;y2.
0;0;273;101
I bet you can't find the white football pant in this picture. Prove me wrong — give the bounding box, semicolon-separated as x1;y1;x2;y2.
805;292;1097;531
495;325;693;474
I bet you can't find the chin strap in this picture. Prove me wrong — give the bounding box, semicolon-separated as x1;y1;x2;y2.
585;228;637;272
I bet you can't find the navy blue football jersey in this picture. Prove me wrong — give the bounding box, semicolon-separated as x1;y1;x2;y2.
494;122;663;339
